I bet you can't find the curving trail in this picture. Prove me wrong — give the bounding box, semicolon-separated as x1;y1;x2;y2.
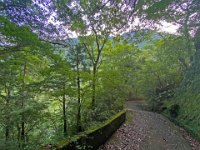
99;101;200;150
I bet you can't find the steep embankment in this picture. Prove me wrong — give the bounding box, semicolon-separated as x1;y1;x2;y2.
165;47;200;141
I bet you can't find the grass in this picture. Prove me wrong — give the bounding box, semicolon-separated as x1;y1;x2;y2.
125;110;134;124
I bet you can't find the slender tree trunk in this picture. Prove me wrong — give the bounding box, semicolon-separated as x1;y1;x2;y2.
5;85;10;142
25;133;29;143
17;124;21;147
63;83;67;135
21;120;25;146
21;61;26;148
76;52;82;133
92;65;97;108
5;127;9;141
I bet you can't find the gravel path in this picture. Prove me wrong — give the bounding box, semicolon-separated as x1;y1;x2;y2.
99;101;200;150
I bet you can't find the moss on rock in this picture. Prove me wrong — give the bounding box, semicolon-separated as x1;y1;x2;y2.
56;110;126;150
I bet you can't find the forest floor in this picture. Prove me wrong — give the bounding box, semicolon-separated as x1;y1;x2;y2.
99;101;200;150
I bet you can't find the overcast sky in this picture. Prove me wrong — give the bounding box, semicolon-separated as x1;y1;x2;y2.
62;20;179;38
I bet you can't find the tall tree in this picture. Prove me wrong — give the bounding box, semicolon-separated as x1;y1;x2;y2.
0;16;53;149
55;0;137;107
136;0;199;56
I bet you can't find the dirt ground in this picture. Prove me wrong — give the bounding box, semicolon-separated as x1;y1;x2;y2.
99;101;200;150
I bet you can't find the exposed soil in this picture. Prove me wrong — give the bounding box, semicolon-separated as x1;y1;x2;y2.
99;101;200;150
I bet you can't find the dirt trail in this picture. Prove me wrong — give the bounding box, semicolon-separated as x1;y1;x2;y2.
99;101;199;150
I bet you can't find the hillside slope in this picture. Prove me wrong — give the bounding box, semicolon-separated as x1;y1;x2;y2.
165;37;200;140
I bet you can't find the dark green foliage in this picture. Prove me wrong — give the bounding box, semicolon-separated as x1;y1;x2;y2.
134;0;200;141
169;104;180;118
0;12;132;149
165;58;200;140
1;0;200;148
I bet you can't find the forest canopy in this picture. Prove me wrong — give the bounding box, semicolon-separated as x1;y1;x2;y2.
0;0;200;149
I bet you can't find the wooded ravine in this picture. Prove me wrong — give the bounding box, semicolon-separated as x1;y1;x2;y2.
0;0;200;150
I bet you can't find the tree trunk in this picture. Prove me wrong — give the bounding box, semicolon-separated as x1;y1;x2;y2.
21;121;25;146
21;61;26;148
92;65;97;108
5;127;9;141
76;52;82;133
17;124;21;147
5;86;10;142
63;83;67;135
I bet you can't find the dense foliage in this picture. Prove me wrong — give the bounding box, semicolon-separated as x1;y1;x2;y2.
134;0;200;141
0;0;200;149
0;1;137;148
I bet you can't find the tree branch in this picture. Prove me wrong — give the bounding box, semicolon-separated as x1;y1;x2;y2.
82;43;95;64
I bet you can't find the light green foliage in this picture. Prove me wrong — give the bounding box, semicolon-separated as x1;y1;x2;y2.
0;16;134;149
1;0;200;149
0;17;53;149
130;32;193;110
83;40;133;124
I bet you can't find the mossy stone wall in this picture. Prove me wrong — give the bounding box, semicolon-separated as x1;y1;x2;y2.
58;110;126;150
